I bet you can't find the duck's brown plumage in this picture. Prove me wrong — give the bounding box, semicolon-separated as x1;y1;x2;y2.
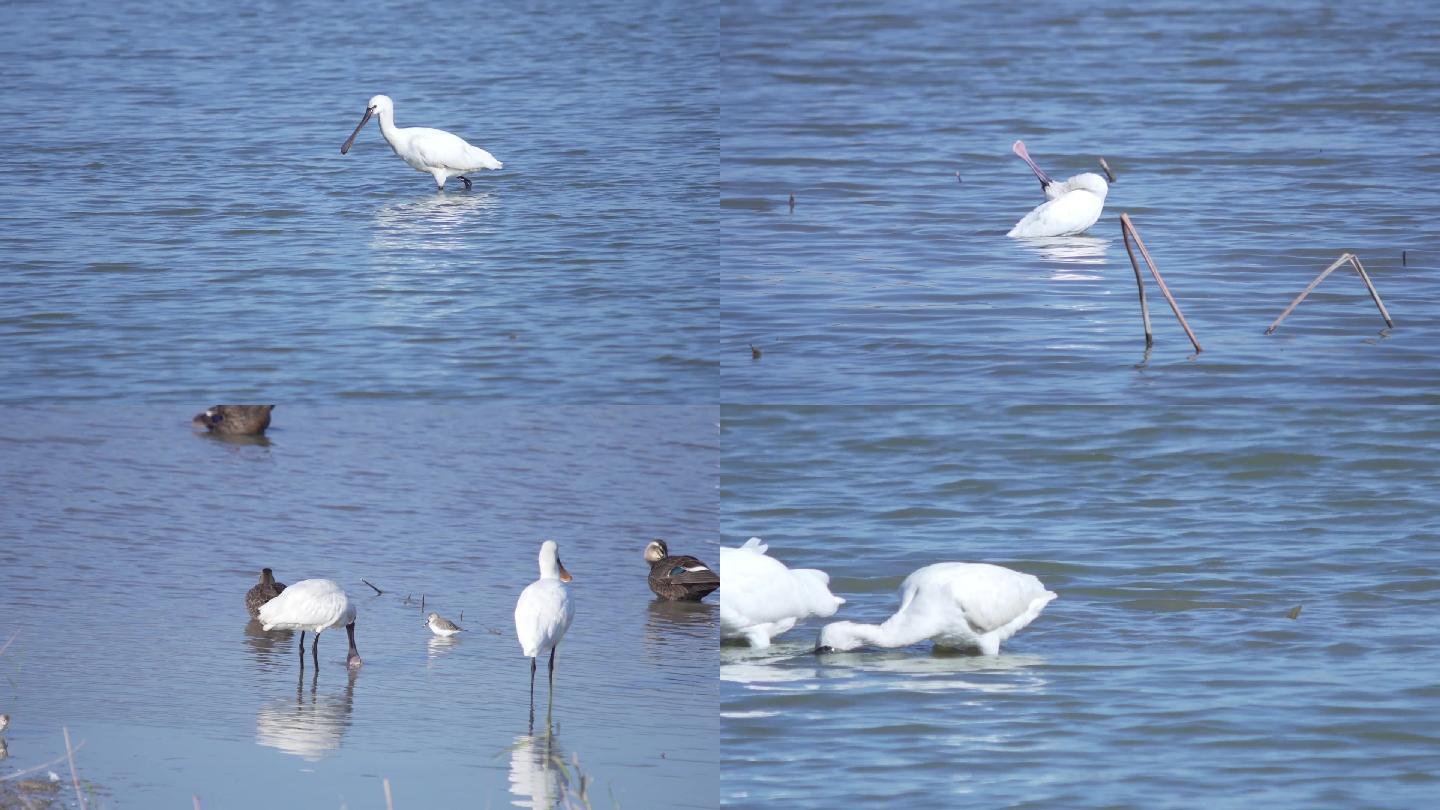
194;404;275;436
644;540;719;602
245;568;286;617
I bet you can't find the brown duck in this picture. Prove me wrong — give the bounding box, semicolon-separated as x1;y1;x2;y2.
193;404;275;436
643;539;719;601
245;568;287;617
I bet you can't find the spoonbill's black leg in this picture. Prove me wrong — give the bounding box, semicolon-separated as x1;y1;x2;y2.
298;631;306;667
548;645;557;689
459;175;472;191
528;658;538;731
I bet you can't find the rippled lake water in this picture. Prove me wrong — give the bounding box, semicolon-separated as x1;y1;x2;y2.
0;405;718;807
0;0;717;403
722;0;1440;403
721;405;1440;808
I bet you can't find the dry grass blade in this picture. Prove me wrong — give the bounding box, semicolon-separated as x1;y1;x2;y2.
1;741;87;782
63;726;87;810
361;579;384;595
0;632;16;657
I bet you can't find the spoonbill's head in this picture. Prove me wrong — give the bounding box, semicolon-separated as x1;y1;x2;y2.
1065;172;1110;200
815;621;864;654
341;94;394;155
540;539;573;583
644;539;669;563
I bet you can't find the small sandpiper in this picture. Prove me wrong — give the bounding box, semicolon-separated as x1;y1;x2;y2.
426;612;465;637
0;713;9;733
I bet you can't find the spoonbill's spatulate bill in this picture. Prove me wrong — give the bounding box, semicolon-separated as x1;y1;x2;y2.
258;578;362;668
816;563;1055;655
719;538;844;648
514;540;574;724
1007;140;1109;238
340;94;502;191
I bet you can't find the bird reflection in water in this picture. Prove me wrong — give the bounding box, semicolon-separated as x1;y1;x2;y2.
507;728;579;810
427;634;461;667
643;599;716;663
370;192;501;254
255;665;358;761
243;619;294;672
1012;235;1110;280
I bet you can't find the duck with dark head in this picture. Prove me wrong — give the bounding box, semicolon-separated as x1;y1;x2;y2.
643;539;720;602
245;568;287;618
193;404;275;436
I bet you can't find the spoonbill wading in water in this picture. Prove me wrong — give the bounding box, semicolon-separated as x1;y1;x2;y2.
340;94;502;191
514;540;574;728
1007;140;1109;238
258;578;363;669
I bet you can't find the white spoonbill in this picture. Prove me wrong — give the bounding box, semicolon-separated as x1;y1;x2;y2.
340;94;503;191
719;538;844;648
816;563;1055;655
514;540;574;716
1007;140;1109;238
258;579;362;668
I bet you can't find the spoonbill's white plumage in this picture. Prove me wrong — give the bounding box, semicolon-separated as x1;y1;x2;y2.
816;563;1055;655
719;538;844;648
258;578;362;668
1007;140;1109;238
340;94;502;191
514;540;574;718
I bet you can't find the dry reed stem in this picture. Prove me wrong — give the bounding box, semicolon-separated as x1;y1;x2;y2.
362;579;383;595
1120;221;1154;347
1265;253;1393;334
1120;214;1202;352
383;777;394;810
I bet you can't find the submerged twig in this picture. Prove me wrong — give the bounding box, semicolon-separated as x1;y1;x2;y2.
1119;214;1202;353
361;579;384;596
1265;253;1393;334
63;727;86;810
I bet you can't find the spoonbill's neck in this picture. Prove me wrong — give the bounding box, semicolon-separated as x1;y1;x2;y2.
376;108;400;146
850;614;936;649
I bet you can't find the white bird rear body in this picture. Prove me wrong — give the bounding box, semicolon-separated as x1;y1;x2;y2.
258;578;356;633
719;538;845;648
515;579;574;657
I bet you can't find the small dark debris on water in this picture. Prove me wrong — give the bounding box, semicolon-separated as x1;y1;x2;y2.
955;171;962;184
1287;605;1302;620
508;333;518;340
1402;250;1407;266
788;193;795;213
749;344;762;360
